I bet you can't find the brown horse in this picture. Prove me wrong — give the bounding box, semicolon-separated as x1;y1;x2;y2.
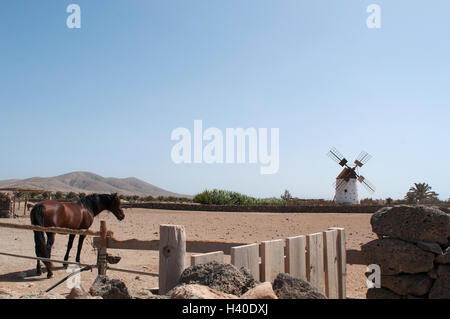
30;193;125;278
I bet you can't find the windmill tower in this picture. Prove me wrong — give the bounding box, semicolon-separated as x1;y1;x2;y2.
327;147;376;204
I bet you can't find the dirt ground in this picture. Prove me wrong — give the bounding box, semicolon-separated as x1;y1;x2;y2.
0;208;376;298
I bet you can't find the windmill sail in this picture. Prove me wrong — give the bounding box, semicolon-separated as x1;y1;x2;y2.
354;151;372;167
357;175;376;193
327;147;348;167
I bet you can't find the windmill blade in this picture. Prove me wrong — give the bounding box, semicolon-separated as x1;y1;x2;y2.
327;147;348;167
354;151;372;167
357;175;376;193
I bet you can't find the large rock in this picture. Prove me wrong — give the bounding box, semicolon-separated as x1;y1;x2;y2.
371;205;450;244
429;265;450;299
361;239;435;275
435;247;450;264
240;282;278;299
366;287;403;299
170;284;238;299
381;274;433;296
89;275;131;299
272;273;326;299
178;262;257;296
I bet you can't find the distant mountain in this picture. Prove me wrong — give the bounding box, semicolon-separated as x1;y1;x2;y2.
0;171;190;198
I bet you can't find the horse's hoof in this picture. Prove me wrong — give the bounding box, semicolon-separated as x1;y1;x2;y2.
63;264;68;269
36;269;42;276
47;272;53;279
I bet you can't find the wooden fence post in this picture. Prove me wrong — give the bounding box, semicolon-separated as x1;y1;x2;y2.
97;221;108;276
329;227;347;299
231;243;260;281
286;235;307;280
159;224;186;295
261;239;285;282
23;196;28;216
323;229;339;298
306;232;324;294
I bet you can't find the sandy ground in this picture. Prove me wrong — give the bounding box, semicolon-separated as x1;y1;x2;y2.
0;208;376;298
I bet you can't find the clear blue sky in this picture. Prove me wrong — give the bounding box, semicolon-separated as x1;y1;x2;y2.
1;1;449;200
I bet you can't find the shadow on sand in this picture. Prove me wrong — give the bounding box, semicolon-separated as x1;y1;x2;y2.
0;266;66;283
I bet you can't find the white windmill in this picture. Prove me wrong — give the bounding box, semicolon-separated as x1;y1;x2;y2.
327;147;376;204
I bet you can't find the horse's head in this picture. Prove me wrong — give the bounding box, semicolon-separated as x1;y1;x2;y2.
107;193;125;221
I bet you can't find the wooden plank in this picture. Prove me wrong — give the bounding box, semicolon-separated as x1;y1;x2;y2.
93;237;160;251
0;221;100;236
329;227;347;299
261;239;285;282
323;230;339;298
191;251;224;266
92;238;244;253
231;243;260;280
159;224;186;295
186;241;247;255
286;235;306;280
306;232;324;294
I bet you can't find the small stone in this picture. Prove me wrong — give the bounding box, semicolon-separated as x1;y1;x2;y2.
170;284;238;299
66;287;96;299
240;282;278;299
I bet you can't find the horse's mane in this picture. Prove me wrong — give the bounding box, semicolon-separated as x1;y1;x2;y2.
77;194;116;215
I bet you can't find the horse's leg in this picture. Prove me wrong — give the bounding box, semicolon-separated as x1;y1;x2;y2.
45;232;55;278
75;235;86;263
63;234;76;268
36;260;41;275
34;239;42;275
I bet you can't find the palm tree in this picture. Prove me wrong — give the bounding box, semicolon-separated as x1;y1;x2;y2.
405;183;439;204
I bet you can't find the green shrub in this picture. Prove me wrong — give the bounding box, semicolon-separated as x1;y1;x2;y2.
193;189;285;206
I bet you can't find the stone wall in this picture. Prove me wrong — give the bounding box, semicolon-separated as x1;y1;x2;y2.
123;202;387;213
364;205;450;299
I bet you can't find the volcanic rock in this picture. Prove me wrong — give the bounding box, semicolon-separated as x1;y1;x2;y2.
272;273;326;299
89;275;131;299
429;265;450;299
370;205;450;244
381;274;433;296
361;238;435;275
178;262;257;296
366;287;402;299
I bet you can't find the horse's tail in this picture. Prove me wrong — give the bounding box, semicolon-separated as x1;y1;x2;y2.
30;205;49;259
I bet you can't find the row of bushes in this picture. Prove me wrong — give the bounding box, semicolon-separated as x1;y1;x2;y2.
193;189;286;206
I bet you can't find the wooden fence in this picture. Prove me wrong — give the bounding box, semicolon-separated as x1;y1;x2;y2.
0;221;346;298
